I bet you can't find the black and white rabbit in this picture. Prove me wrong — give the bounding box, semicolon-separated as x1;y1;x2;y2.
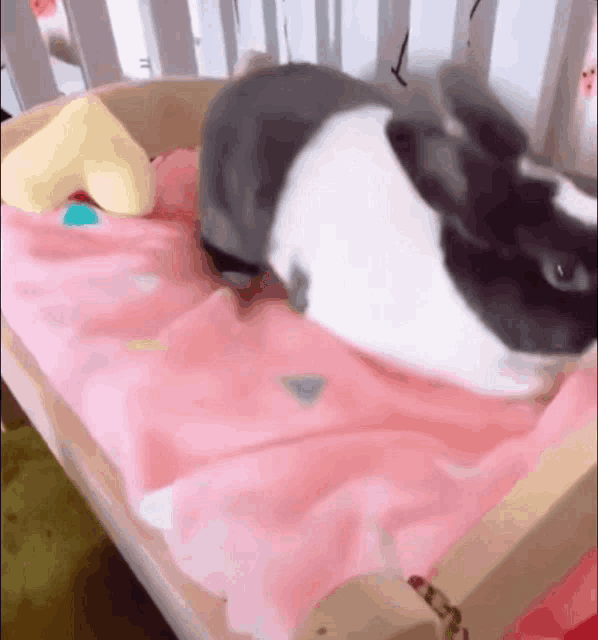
197;61;597;398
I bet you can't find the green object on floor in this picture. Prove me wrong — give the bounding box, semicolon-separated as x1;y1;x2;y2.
1;424;177;639
2;425;106;639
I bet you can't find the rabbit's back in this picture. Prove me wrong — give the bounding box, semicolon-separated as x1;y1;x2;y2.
199;63;393;268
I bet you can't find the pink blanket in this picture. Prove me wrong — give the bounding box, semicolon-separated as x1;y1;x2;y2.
1;149;596;639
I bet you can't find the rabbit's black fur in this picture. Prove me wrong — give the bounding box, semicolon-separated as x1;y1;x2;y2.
197;61;597;396
389;64;597;355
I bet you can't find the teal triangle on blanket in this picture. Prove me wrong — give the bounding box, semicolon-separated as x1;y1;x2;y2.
281;375;327;406
62;204;100;227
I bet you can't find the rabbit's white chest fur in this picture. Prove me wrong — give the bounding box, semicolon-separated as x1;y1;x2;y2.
269;105;586;398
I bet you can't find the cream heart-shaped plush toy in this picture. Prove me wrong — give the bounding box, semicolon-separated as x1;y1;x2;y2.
1;77;229;216
1;94;155;215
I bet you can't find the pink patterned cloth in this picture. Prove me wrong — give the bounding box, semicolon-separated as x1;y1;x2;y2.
1;149;596;639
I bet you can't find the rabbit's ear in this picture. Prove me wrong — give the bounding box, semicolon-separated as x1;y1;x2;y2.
385;118;491;248
439;64;528;162
386;119;464;206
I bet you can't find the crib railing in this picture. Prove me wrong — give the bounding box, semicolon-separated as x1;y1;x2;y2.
1;0;596;175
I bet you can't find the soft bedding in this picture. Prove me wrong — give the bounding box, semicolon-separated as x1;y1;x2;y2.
1;148;596;639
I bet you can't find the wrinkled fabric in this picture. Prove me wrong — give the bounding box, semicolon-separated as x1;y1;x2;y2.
1;148;596;639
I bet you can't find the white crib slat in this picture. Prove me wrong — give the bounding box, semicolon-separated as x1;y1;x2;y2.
101;1;152;81
139;0;198;76
338;0;379;78
262;0;281;63
232;0;269;66
138;0;164;78
530;0;579;157
62;0;123;88
272;0;289;64
1;0;60;110
451;0;473;64
326;0;342;69
219;0;239;75
488;0;573;154
466;0;499;81
406;0;469;74
195;0;229;77
315;0;330;64
542;0;597;176
272;0;318;65
375;0;411;88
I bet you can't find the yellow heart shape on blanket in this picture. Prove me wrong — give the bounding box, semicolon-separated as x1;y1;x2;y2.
0;95;155;216
127;339;168;351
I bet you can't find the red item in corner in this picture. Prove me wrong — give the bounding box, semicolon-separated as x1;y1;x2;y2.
564;615;598;639
503;549;597;639
517;607;563;637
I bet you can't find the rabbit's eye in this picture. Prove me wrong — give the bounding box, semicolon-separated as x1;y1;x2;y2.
541;256;592;293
